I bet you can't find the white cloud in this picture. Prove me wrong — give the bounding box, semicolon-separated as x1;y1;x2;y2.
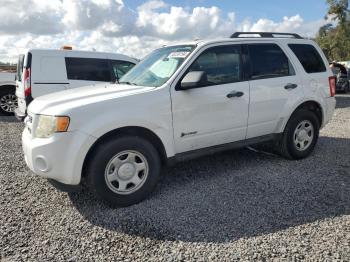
0;0;63;35
0;0;329;63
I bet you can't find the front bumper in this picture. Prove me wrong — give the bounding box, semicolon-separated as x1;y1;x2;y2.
15;97;27;120
22;127;96;185
14;108;26;121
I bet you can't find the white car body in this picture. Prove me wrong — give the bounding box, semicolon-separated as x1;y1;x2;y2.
22;37;336;186
15;49;138;118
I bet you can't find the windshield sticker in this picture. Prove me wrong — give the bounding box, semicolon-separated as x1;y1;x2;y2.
167;51;190;59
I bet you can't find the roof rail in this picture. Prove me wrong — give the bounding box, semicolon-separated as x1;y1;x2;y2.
230;32;303;39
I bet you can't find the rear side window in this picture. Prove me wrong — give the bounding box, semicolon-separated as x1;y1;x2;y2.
248;44;293;80
110;60;135;80
288;44;326;73
65;58;111;82
187;45;242;87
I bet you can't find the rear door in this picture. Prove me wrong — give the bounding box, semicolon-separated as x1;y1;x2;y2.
15;54;27;100
15;54;24;85
246;43;303;138
16;52;32;116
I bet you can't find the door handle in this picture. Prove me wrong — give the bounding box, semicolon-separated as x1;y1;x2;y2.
227;90;244;98
284;83;298;90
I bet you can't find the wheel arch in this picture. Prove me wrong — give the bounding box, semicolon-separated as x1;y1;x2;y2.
81;126;168;179
282;100;323;132
0;84;16;91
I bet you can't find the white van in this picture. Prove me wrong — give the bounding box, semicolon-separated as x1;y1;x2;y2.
15;48;138;119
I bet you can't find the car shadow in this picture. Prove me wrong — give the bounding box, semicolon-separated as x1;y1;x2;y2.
0;116;20;123
69;135;350;243
336;94;350;109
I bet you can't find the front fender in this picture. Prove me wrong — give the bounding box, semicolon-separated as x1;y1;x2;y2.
66;88;175;158
88;120;175;158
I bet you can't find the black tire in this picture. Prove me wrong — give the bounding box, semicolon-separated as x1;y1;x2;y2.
86;136;161;207
0;86;17;116
277;109;320;160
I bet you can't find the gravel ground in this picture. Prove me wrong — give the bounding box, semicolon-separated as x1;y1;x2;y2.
1;95;349;261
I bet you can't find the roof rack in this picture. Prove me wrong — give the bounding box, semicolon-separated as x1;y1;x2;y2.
230;32;303;39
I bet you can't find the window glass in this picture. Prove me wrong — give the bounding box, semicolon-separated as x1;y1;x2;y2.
187;45;241;87
119;45;195;87
248;44;292;80
65;58;111;82
288;44;326;73
110;61;135;80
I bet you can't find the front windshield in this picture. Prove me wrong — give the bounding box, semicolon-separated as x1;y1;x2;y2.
119;45;195;87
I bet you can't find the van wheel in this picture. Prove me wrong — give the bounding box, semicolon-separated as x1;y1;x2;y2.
86;136;161;207
278;109;320;160
0;86;17;116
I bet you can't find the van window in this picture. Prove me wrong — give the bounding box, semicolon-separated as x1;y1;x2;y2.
288;44;326;73
65;58;111;82
186;45;242;87
110;61;135;80
248;44;292;80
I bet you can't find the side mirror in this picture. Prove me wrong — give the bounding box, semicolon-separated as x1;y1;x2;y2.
179;71;206;90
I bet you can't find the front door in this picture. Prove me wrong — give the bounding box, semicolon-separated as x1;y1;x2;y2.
170;44;250;154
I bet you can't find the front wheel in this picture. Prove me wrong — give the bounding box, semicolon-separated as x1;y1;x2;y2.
278;109;320;160
86;136;161;207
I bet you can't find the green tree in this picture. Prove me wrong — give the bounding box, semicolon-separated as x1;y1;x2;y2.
316;0;350;61
326;0;350;22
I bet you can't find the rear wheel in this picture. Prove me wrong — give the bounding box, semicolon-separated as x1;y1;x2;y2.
86;136;161;207
278;109;320;160
0;86;17;116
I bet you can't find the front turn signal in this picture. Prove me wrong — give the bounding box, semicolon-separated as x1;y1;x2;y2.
56;116;70;132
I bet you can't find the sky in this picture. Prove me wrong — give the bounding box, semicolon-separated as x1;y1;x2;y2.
0;0;331;63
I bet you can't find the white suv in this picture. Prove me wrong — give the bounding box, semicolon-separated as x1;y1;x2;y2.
22;32;336;207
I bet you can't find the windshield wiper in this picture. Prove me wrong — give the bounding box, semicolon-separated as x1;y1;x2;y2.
119;81;137;85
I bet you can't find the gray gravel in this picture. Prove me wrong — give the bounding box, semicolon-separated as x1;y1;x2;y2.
1;95;350;261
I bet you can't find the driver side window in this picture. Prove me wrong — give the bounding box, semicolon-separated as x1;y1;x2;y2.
187;45;242;87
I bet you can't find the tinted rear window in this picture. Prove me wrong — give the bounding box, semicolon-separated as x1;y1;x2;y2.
288;44;326;73
248;44;293;80
65;57;111;82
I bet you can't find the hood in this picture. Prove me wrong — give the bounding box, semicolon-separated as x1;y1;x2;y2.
28;83;154;115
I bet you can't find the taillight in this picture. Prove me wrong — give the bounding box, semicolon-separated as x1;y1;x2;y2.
328;76;336;97
23;68;31;97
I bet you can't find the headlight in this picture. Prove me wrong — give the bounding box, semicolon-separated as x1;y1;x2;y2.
34;115;70;138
